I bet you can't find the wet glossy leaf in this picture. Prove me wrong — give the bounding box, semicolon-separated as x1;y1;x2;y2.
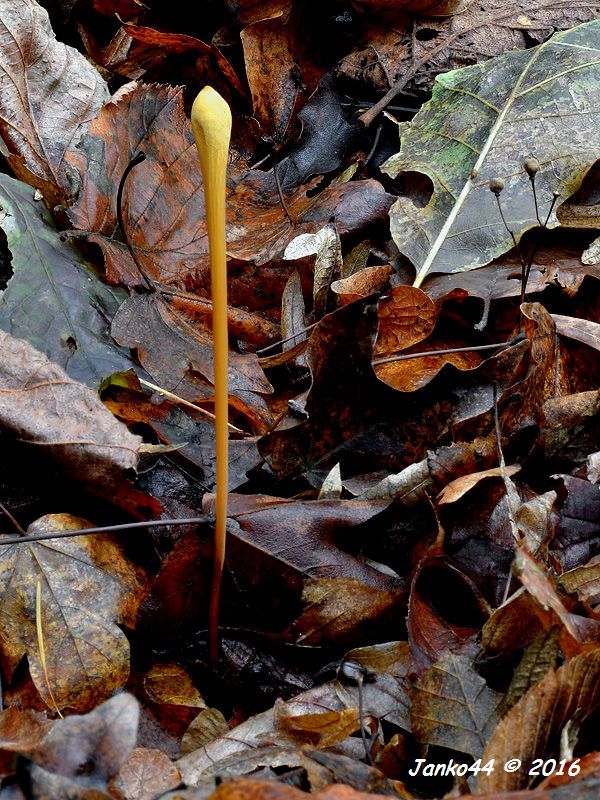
382;21;600;286
0;176;136;388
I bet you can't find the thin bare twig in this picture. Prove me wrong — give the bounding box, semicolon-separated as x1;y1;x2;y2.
0;516;207;547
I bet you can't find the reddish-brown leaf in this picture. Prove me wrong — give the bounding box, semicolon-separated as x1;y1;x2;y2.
331;266;392;306
67;83;392;291
408;551;489;673
109;747;181;800
111;294;274;430
478;649;600;792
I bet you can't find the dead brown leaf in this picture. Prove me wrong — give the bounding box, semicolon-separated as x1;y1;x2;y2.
339;1;600;100
559;557;600;608
181;709;229;756
331;266;392;306
118;20;246;99
207;494;397;590
408;551;489;673
143;663;205;710
502;303;569;434
0;0;109;205
241;11;302;143
109;746;181;800
283;576;404;647
0;707;54;776
482;589;545;658
0;514;149;711
478;648;600;792
373;286;437;359
0;331;141;486
274;700;360;748
111;294;274;431
514;547;600;655
177;643;411;785
412;651;501;759
499;627;561;716
67;82;392;291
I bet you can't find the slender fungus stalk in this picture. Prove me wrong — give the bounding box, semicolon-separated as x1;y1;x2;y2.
191;87;232;667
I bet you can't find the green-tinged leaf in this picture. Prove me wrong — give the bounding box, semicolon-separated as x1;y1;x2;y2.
382;21;600;287
411;652;501;758
0;175;135;388
499;627;561;716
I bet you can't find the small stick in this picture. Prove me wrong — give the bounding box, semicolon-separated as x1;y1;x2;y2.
191;87;232;668
0;516;208;547
371;334;525;366
0;499;26;535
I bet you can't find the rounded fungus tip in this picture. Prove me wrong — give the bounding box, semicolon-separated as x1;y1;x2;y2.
524;158;540;178
489;177;505;195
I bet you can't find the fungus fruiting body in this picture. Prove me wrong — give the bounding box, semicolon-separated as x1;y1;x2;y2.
191;86;232;666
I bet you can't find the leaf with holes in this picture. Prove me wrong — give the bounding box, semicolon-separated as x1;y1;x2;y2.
382;20;600;287
0;175;136;388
